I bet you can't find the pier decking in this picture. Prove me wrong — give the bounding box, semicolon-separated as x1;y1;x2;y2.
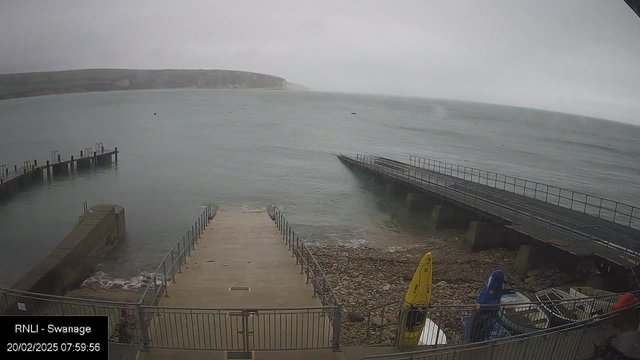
0;145;118;198
144;208;334;352
161;209;319;308
339;155;640;273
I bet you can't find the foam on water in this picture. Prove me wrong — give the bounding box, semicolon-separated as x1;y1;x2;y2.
81;270;162;290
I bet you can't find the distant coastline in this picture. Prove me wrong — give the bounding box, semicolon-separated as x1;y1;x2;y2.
0;68;308;100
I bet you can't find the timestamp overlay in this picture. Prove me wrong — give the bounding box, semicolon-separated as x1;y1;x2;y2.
1;316;107;359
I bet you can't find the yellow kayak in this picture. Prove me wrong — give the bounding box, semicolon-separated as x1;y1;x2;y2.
401;252;433;347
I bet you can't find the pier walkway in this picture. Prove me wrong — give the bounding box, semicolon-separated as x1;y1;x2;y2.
160;209;318;308
339;154;640;273
141;207;338;354
0;144;118;198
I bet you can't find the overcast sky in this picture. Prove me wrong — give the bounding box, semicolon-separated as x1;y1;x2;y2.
1;0;639;124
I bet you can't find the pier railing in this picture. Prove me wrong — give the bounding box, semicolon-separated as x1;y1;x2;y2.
141;305;338;351
272;205;343;350
139;204;215;306
1;203;345;352
2;273;637;354
354;155;640;271
366;290;640;348
362;300;640;360
0;287;143;345
408;155;640;230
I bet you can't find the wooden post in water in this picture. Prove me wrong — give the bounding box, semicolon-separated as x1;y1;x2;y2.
46;161;50;179
115;147;118;163
70;156;74;171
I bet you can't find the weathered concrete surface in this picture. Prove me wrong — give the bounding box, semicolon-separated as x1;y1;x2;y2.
147;209;328;351
430;205;473;230
514;245;543;275
464;221;506;252
11;204;126;296
386;183;409;196
160;209;318;308
405;193;433;211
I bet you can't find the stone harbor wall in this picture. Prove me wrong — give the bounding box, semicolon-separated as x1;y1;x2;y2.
10;204;126;298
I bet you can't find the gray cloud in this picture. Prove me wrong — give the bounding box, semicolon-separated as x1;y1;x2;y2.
1;0;639;123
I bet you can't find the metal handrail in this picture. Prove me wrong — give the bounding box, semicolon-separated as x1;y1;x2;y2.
273;205;342;351
366;290;640;346
408;155;639;230
0;145;117;180
139;204;215;305
354;154;640;266
273;205;340;307
0;286;140;306
141;304;337;311
362;300;640;360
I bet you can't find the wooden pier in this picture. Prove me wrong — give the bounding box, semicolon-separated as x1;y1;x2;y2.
0;144;118;198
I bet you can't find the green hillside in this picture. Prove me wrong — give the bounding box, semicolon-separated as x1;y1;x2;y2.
0;69;293;100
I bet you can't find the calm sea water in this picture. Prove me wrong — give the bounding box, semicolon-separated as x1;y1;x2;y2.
1;89;639;287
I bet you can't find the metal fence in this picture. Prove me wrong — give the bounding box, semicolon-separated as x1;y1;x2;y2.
272;205;343;351
353;155;640;273
139;204;215;306
0;287;143;345
142;305;338;351
273;205;341;308
1;144;116;183
362;301;640;360
366;291;639;349
408;155;640;231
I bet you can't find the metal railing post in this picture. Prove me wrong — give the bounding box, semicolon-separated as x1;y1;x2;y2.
171;250;176;282
137;304;150;351
184;234;189;261
191;226;195;251
177;241;182;272
305;248;311;283
162;262;169;297
332;304;342;351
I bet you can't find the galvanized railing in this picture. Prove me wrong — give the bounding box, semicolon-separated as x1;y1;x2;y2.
353;155;640;270
272;205;343;350
366;291;639;349
409;155;640;230
362;300;640;360
273;206;340;307
1;144;116;183
142;305;338;351
1;204;345;353
139;204;215;305
0;287;143;345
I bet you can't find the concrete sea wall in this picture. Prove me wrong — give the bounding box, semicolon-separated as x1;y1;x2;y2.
10;204;126;296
